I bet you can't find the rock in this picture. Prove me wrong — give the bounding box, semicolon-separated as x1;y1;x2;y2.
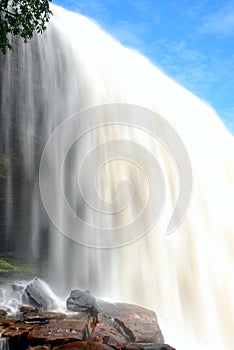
2;325;32;339
27;324;82;344
27;313;91;344
91;313;131;345
159;345;176;350
112;303;164;344
0;292;176;350
53;341;113;350
22;278;57;310
12;282;25;293
0;309;7;315
95;299;119;317
28;347;50;350
66;289;96;313
1;322;33;349
20;306;39;313
118;344;176;350
23;311;66;324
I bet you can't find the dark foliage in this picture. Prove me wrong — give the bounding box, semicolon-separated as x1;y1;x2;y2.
0;0;52;54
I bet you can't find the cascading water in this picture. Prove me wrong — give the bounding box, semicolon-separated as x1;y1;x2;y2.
0;4;233;350
0;338;9;350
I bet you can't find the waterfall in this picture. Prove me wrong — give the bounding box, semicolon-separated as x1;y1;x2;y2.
0;338;9;350
0;4;233;350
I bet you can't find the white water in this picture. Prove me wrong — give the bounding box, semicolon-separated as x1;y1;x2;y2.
0;338;9;350
1;4;234;350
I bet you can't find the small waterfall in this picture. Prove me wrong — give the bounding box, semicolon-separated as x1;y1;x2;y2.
0;338;9;350
0;4;233;350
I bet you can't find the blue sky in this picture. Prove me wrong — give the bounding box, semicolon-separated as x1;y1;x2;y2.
53;0;234;134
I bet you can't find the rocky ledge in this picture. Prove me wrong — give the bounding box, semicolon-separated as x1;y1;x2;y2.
0;279;175;350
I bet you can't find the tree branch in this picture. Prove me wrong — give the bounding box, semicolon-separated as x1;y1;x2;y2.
0;7;17;17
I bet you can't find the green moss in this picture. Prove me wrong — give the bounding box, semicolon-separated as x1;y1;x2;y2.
0;259;36;273
0;259;16;272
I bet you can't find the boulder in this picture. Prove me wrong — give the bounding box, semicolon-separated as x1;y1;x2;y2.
95;299;119;317
22;278;57;310
66;289;96;312
12;282;25;293
93;302;164;344
0;309;7;315
113;303;164;344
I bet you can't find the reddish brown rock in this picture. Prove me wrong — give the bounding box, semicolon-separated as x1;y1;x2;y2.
1;327;29;339
117;343;176;350
27;323;83;344
113;304;164;344
20;306;39;313
1;323;32;349
0;301;175;350
27;314;90;344
91;313;130;345
0;315;20;327
0;309;7;315
23;311;66;323
53;341;114;349
1;320;33;339
28;346;50;350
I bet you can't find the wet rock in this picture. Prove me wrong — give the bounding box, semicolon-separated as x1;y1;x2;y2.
0;295;175;350
28;321;83;344
53;341;114;350
1;322;32;349
118;344;176;350
28;347;50;350
113;303;164;344
0;315;21;327
12;282;25;293
93;302;164;344
20;306;39;313
95;301;163;343
66;289;96;313
23;311;66;323
91;313;130;345
0;309;7;315
22;278;57;310
95;299;119;317
2;325;32;338
27;313;91;344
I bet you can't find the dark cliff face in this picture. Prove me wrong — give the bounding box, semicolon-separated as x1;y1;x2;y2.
0;37;48;261
0;26;76;262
